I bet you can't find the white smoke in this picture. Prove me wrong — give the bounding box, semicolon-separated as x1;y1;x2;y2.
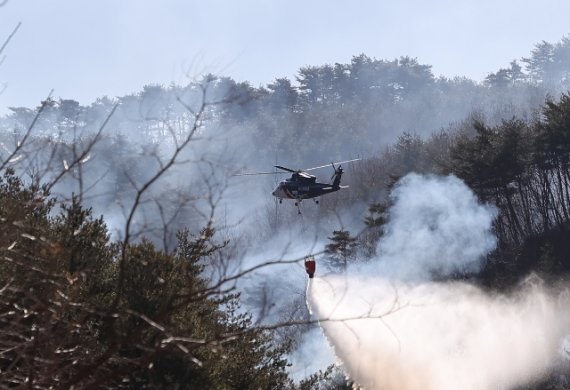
307;173;570;389
371;173;497;280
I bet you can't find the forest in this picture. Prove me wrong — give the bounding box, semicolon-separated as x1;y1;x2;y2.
1;30;570;388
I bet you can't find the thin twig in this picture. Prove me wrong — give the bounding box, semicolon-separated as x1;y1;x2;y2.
0;22;21;58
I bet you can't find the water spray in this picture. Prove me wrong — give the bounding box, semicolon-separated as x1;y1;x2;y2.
306;174;570;389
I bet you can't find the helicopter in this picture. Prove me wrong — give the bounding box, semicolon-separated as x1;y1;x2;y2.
237;159;361;213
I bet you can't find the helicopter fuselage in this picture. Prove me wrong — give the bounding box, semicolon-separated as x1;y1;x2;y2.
271;172;343;200
235;158;359;209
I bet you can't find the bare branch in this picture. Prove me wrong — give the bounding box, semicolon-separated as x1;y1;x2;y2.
43;103;118;192
0;21;20;58
0;90;53;171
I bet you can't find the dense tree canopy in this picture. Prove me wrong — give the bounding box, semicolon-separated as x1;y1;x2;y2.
0;170;296;388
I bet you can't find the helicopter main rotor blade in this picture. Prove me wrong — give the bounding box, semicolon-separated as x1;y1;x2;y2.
274;165;298;173
304;158;361;172
234;171;285;176
235;159;361;176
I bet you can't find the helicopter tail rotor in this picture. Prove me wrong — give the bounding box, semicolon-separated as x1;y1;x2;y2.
330;162;336;181
331;164;344;188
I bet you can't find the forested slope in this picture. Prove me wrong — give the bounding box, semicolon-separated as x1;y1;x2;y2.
1;35;570;388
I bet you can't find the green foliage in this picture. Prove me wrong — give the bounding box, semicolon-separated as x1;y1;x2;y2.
388;132;431;174
522;35;570;88
485;60;526;88
359;201;390;258
324;230;358;272
298;365;354;390
364;202;389;228
0;169;294;388
52;196;110;273
444;93;570;296
4;33;570;388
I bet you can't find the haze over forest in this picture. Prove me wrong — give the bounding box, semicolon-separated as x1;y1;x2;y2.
2;20;570;388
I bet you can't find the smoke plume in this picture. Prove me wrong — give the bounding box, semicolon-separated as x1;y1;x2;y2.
308;174;570;389
371;173;497;280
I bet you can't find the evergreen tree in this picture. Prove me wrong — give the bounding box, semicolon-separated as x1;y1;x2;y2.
360;201;390;258
0;169;294;388
324;230;358;272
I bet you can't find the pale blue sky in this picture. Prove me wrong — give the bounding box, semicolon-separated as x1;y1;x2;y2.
1;0;569;113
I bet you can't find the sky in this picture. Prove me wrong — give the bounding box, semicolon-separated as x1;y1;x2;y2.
1;0;570;114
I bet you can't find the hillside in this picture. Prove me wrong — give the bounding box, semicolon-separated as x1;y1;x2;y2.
1;35;570;388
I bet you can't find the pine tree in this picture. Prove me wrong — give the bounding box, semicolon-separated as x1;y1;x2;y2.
0;169;295;388
324;230;358;272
